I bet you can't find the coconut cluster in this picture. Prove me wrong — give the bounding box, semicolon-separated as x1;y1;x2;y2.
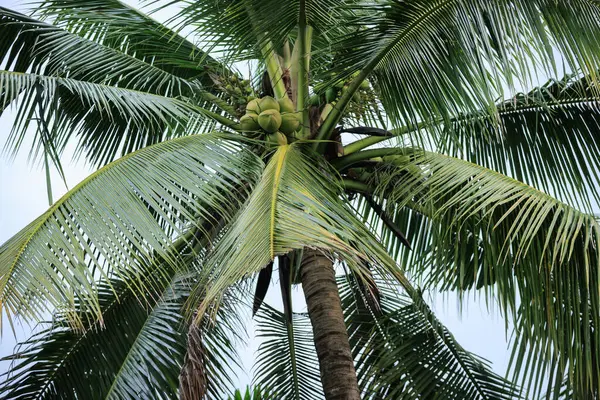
240;96;302;147
218;75;256;114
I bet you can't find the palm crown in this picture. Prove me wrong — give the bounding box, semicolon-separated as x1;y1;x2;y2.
1;0;600;399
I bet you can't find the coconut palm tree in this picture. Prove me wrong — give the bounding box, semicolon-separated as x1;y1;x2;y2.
1;0;600;398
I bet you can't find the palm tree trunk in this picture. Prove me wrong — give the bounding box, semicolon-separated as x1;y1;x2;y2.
300;249;361;399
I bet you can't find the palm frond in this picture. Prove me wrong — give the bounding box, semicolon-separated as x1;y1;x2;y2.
253;303;322;399
329;0;600;133
35;0;228;86
434;73;600;209
0;8;236;166
0;70;225;166
0;8;192;97
1;272;186;400
179;283;246;400
1;274;242;400
339;273;520;399
366;148;600;398
189;144;411;319
0;134;261;329
172;0;357;63
2;209;243;400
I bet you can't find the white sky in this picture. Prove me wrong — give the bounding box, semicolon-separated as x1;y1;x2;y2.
0;0;514;392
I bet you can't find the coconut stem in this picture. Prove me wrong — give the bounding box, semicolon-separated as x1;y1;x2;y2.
242;3;288;101
262;38;289;100
296;1;312;140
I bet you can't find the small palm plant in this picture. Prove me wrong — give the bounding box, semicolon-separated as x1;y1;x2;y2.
1;1;600;399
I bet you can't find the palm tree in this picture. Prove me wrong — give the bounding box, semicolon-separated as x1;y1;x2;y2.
1;0;600;398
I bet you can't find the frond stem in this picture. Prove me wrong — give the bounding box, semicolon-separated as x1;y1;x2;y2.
332;147;406;171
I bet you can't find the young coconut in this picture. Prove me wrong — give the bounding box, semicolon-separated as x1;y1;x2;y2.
267;131;288;147
246;99;261;115
278;97;295;113
259;96;280;112
325;87;337;103
240;114;260;131
279;112;301;135
258;109;282;133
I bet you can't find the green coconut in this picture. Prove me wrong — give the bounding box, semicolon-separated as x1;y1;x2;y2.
246;99;261;115
278;97;295;113
240;114;260;131
267;131;288;146
259;96;280;112
309;94;321;106
258;109;282;133
325;87;337;103
279;112;300;134
360;80;370;89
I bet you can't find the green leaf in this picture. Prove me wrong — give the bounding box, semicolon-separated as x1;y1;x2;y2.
368;148;600;398
0;70;219;166
35;0;227;86
339;274;520;399
189;144;412;319
329;0;600;134
1;272;187;400
0;9;236;166
254;303;322;399
434;73;600;209
0;134;261;329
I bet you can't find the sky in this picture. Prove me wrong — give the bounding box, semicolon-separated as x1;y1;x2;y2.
0;0;515;393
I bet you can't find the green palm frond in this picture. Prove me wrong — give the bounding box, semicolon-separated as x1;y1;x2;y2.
0;134;261;329
434;73;600;209
363;148;600;397
173;0;356;62
0;273;242;400
228;386;272;400
326;0;600;138
2;211;243;400
0;9;238;166
189;144;411;319
0;70;222;166
1;272;187;400
254;303;322;399
339;274;520;399
0;8;191;97
36;0;228;86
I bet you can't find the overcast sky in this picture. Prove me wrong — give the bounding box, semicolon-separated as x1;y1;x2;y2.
0;0;514;392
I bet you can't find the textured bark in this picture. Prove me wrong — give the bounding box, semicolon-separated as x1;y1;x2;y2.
301;249;361;400
179;322;207;400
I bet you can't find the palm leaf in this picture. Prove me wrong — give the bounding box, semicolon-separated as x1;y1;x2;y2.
1;272;186;400
36;0;228;86
253;303;322;399
0;9;236;166
326;0;600;138
172;0;357;63
365;148;600;397
0;134;261;329
434;73;600;209
0;70;224;165
189;144;412;319
339;273;520;399
2;211;242;400
1;274;242;399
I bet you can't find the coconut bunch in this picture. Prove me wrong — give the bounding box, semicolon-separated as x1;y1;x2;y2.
214;74;256;114
240;96;302;147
